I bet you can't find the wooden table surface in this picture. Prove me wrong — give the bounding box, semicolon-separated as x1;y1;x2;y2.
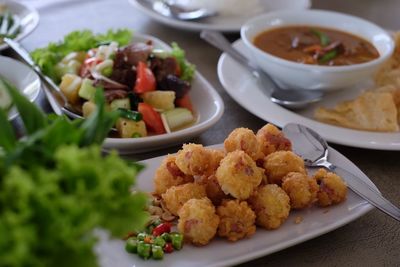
10;0;400;266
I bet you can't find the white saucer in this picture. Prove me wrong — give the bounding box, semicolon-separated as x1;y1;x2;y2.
217;40;400;150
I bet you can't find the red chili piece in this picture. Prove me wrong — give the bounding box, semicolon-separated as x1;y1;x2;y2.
152;222;171;236
164;243;174;253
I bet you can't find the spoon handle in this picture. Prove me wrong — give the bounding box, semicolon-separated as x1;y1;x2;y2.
329;164;400;222
200;30;277;94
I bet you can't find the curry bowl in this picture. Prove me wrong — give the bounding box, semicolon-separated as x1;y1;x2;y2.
240;9;394;91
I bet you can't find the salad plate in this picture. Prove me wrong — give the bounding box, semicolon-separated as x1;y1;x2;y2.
128;0;311;32
39;32;224;154
0;56;41;120
95;144;374;267
0;0;39;51
102;33;224;154
217;39;400;150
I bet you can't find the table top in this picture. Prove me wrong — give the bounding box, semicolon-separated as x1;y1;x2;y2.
11;0;400;266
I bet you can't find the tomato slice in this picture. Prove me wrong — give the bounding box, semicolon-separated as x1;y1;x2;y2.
80;57;103;77
175;93;193;112
138;103;165;134
134;62;156;94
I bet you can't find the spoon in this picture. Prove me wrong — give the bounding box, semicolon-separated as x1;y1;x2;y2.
136;0;217;21
282;123;400;222
4;38;83;120
200;30;323;109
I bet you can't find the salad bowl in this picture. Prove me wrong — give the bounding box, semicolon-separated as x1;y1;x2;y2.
36;32;224;154
104;33;224;154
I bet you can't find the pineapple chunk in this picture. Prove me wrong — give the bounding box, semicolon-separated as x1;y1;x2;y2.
142;91;175;111
82;101;96;118
59;74;82;104
116;118;147;138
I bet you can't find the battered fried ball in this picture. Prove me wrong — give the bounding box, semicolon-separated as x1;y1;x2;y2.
208;148;225;171
162;182;207;215
200;174;227;206
153;155;194;195
256;123;292;157
282;172;319;209
175;144;221;176
248;184;290;230
177;198;220;246
224;127;263;161
216;151;263;200
263;151;307;185
217;200;256;241
313;168;347;207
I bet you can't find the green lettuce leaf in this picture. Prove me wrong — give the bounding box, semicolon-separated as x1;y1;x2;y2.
171;42;196;81
31;29;132;82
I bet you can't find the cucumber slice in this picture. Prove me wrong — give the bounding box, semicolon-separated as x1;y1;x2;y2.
78;78;96;100
162;108;194;131
0;79;12;111
110;98;131;110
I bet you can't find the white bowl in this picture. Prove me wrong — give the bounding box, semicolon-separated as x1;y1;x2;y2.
240;10;395;91
0;56;41;120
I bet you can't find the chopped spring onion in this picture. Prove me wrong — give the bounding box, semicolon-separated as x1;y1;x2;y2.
311;29;330;47
117;108;142;122
319;50;337;63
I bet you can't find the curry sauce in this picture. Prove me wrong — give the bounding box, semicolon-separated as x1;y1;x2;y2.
253;26;379;66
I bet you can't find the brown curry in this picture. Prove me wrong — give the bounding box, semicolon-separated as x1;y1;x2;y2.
253;26;379;66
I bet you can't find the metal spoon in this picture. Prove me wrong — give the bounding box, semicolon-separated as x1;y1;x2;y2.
136;0;217;21
4;38;83;119
200;30;323;109
282;123;400;222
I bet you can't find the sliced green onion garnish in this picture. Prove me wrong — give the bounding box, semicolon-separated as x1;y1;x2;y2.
117;108;142;122
319;50;337;64
311;28;330;47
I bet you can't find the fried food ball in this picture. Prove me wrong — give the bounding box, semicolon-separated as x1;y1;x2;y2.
282;172;319;209
248;184;290;230
256;123;292;157
175;144;221;176
153;155;194;195
313;168;347;207
198;174;228;206
177;198;220;246
263;151;307;185
217;200;256;241
224;127;263;161
208;148;225;171
216;151;263;200
162;183;206;216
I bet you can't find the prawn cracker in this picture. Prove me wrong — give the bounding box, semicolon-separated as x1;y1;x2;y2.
315;91;399;132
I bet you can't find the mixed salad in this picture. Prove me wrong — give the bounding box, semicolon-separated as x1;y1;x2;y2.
31;29;196;138
0;4;21;44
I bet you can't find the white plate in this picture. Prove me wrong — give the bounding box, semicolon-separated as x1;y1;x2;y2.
217;40;400;150
96;144;374;267
0;0;39;51
128;0;311;32
99;33;224;154
0;55;41;120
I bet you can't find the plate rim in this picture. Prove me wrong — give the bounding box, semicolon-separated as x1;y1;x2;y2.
0;0;40;51
217;39;400;151
128;0;311;32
